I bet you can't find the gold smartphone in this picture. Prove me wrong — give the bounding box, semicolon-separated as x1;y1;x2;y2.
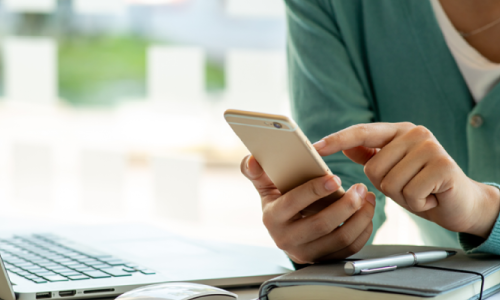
224;109;344;213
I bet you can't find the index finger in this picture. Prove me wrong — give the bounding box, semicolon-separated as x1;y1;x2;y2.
240;155;281;203
314;122;415;156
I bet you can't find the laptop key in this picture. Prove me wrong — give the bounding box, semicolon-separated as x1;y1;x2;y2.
24;267;45;272
82;271;111;279
32;278;48;284
58;271;81;276
139;270;156;275
72;265;92;270
34;271;58;277
42;275;69;282
67;263;87;268
73;267;94;273
53;257;73;262
92;264;112;269
38;262;59;267
80;257;101;263
67;275;90;280
102;259;127;266
16;271;32;276
53;241;112;259
103;267;132;277
122;267;137;273
7;267;22;272
49;269;68;274
16;262;36;268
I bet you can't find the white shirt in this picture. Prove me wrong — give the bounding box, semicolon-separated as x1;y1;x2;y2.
430;0;500;102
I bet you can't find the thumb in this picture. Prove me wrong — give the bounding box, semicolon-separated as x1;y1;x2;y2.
343;146;379;165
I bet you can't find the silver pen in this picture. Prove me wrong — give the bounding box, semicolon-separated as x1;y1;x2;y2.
344;250;457;275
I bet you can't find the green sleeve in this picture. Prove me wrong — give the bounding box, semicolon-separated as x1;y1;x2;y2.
459;183;500;254
286;0;386;244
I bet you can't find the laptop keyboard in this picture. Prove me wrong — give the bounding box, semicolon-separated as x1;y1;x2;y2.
0;234;156;284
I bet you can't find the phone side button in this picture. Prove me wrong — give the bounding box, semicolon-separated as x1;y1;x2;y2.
305;140;313;149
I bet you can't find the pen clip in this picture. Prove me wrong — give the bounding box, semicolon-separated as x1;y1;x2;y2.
360;265;397;275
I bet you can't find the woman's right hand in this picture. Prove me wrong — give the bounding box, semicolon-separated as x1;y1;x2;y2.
241;155;376;264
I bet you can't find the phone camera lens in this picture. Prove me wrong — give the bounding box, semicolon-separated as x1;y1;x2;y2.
273;122;282;129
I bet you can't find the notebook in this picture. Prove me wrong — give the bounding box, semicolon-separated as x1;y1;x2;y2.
258;245;500;300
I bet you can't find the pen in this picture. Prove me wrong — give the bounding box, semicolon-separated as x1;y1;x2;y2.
344;250;457;275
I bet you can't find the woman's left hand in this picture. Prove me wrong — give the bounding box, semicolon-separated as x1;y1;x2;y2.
314;122;500;239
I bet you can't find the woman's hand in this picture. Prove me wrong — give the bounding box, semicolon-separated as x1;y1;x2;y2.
314;123;500;239
241;155;376;264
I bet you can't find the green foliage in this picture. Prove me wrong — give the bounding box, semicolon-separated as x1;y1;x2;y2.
58;35;225;107
206;59;225;92
59;35;149;106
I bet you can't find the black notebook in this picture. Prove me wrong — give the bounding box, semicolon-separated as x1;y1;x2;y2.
258;245;500;300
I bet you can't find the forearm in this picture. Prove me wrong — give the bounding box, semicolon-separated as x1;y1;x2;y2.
466;182;500;239
460;182;500;254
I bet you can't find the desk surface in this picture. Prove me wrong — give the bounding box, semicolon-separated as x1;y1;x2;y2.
229;287;259;300
89;284;500;300
95;288;259;300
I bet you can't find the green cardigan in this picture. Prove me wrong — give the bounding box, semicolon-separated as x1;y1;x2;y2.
286;0;500;254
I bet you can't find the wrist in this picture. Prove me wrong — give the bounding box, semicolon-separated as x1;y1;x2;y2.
466;182;500;239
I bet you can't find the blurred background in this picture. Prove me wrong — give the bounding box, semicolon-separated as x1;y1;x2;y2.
0;0;422;247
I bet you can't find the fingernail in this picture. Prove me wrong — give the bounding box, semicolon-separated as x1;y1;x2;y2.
324;177;338;191
356;184;367;199
246;156;250;170
333;175;341;187
313;139;326;150
366;193;376;206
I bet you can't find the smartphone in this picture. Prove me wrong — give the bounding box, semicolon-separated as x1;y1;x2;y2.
224;109;344;213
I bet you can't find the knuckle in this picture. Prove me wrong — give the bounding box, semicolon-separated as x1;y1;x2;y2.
379;180;388;195
420;139;439;152
331;129;349;145
409;125;435;142
365;222;374;235
309;216;333;236
309;180;324;198
406;198;424;212
240;155;251;177
345;193;362;212
339;124;369;144
413;125;431;135
293;251;314;264
279;192;290;205
436;156;455;171
346;241;363;255
274;236;292;251
361;204;375;220
261;210;274;229
279;193;296;212
400;122;416;131
402;185;415;202
355;123;370;138
379;179;397;198
363;161;377;180
335;229;353;249
345;223;373;254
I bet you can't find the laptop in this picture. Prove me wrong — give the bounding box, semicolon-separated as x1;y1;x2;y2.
0;224;291;300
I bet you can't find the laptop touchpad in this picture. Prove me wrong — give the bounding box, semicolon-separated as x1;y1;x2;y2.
101;238;272;280
108;239;212;258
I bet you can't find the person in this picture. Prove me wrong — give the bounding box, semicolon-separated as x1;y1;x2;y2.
241;0;500;266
